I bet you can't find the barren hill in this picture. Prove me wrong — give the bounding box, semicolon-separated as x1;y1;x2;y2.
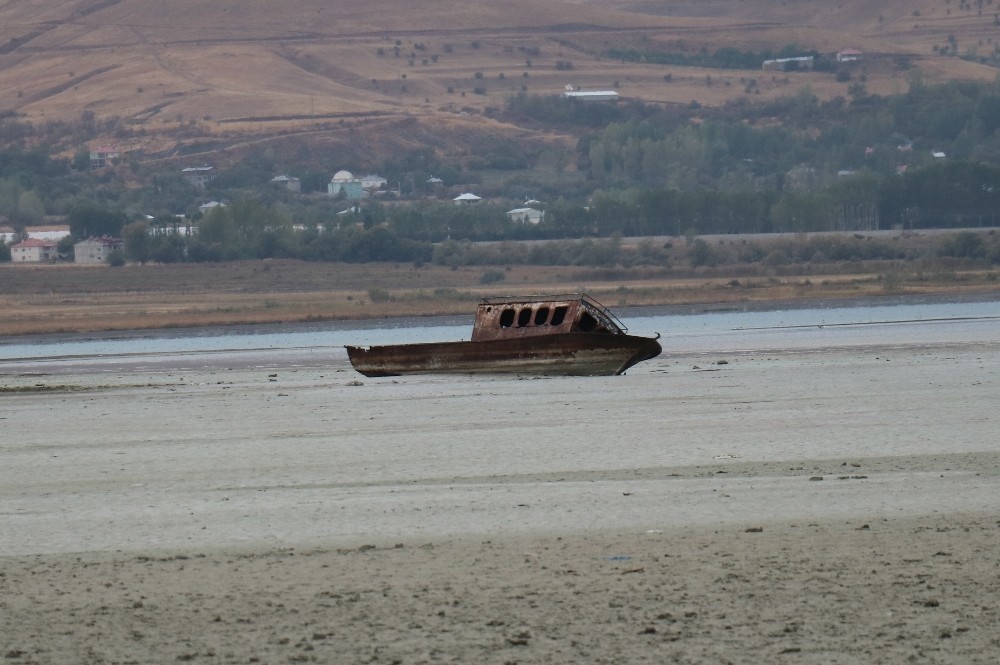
2;0;998;165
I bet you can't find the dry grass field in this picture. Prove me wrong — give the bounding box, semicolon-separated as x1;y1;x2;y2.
2;252;998;336
3;0;998;166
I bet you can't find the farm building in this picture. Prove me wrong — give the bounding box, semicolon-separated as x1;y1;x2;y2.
762;56;814;71
563;90;619;102
74;237;123;264
507;207;544;224
11;238;59;263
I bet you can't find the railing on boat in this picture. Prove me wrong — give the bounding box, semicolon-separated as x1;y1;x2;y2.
479;293;628;334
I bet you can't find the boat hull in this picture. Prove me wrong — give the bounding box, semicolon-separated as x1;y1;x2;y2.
346;333;661;377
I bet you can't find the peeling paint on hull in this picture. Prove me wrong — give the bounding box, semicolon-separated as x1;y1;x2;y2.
346;332;662;377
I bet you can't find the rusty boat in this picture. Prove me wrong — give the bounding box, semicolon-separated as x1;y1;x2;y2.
346;294;662;377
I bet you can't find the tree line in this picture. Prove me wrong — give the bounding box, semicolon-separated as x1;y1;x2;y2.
3;79;1000;265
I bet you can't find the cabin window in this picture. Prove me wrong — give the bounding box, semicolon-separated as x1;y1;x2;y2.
534;307;550;325
499;308;515;328
517;308;532;327
550;306;568;326
578;311;599;332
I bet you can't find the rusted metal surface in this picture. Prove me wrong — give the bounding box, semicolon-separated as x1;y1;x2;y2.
471;294;623;342
347;294;661;377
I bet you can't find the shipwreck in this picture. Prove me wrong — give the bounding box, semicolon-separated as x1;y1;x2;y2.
346;293;661;377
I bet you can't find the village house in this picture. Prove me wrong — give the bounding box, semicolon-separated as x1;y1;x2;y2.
360;174;388;193
453;193;482;206
11;238;59;263
426;177;445;195
199;201;226;215
271;175;301;193
74;237;123;264
89;145;120;168
182;166;215;189
506;207;544;224
837;49;864;62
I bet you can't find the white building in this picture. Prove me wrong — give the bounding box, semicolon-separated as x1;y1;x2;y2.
271;175;301;192
74;237;123;264
360;174;388;192
507;207;544;224
563;90;619;102
199;201;226;215
182;166;215;189
762;56;814;71
11;238;59;263
328;170;365;200
0;225;70;243
453;193;482;205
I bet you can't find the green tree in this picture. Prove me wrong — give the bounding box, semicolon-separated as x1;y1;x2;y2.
57;235;77;261
68;204;127;238
122;220;152;264
11;190;45;226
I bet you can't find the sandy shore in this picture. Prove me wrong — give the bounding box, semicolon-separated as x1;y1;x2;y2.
2;326;1000;662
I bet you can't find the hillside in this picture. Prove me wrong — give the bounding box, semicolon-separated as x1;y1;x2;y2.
2;0;999;166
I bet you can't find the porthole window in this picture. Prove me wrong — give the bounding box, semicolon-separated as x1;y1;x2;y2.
534;307;550;325
551;306;568;326
499;308;515;327
517;308;532;327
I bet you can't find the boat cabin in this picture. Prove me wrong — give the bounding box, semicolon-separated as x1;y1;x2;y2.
472;294;626;342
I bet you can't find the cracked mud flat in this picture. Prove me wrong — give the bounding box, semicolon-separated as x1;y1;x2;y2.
2;334;999;663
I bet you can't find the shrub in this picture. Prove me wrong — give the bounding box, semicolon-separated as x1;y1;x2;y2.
367;287;391;303
106;249;126;267
764;248;792;266
688;239;716;267
941;231;986;260
480;269;506;284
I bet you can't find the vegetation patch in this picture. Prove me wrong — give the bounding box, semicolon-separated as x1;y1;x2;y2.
606;45;831;71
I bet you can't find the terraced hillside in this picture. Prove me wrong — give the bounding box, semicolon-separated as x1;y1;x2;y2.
2;0;998;164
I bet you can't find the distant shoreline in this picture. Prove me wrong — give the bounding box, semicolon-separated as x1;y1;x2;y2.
3;254;1000;338
2;289;997;347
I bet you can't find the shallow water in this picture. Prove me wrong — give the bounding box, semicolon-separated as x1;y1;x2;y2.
1;298;997;374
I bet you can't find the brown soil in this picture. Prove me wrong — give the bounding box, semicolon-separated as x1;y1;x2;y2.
2;258;998;336
3;0;995;164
